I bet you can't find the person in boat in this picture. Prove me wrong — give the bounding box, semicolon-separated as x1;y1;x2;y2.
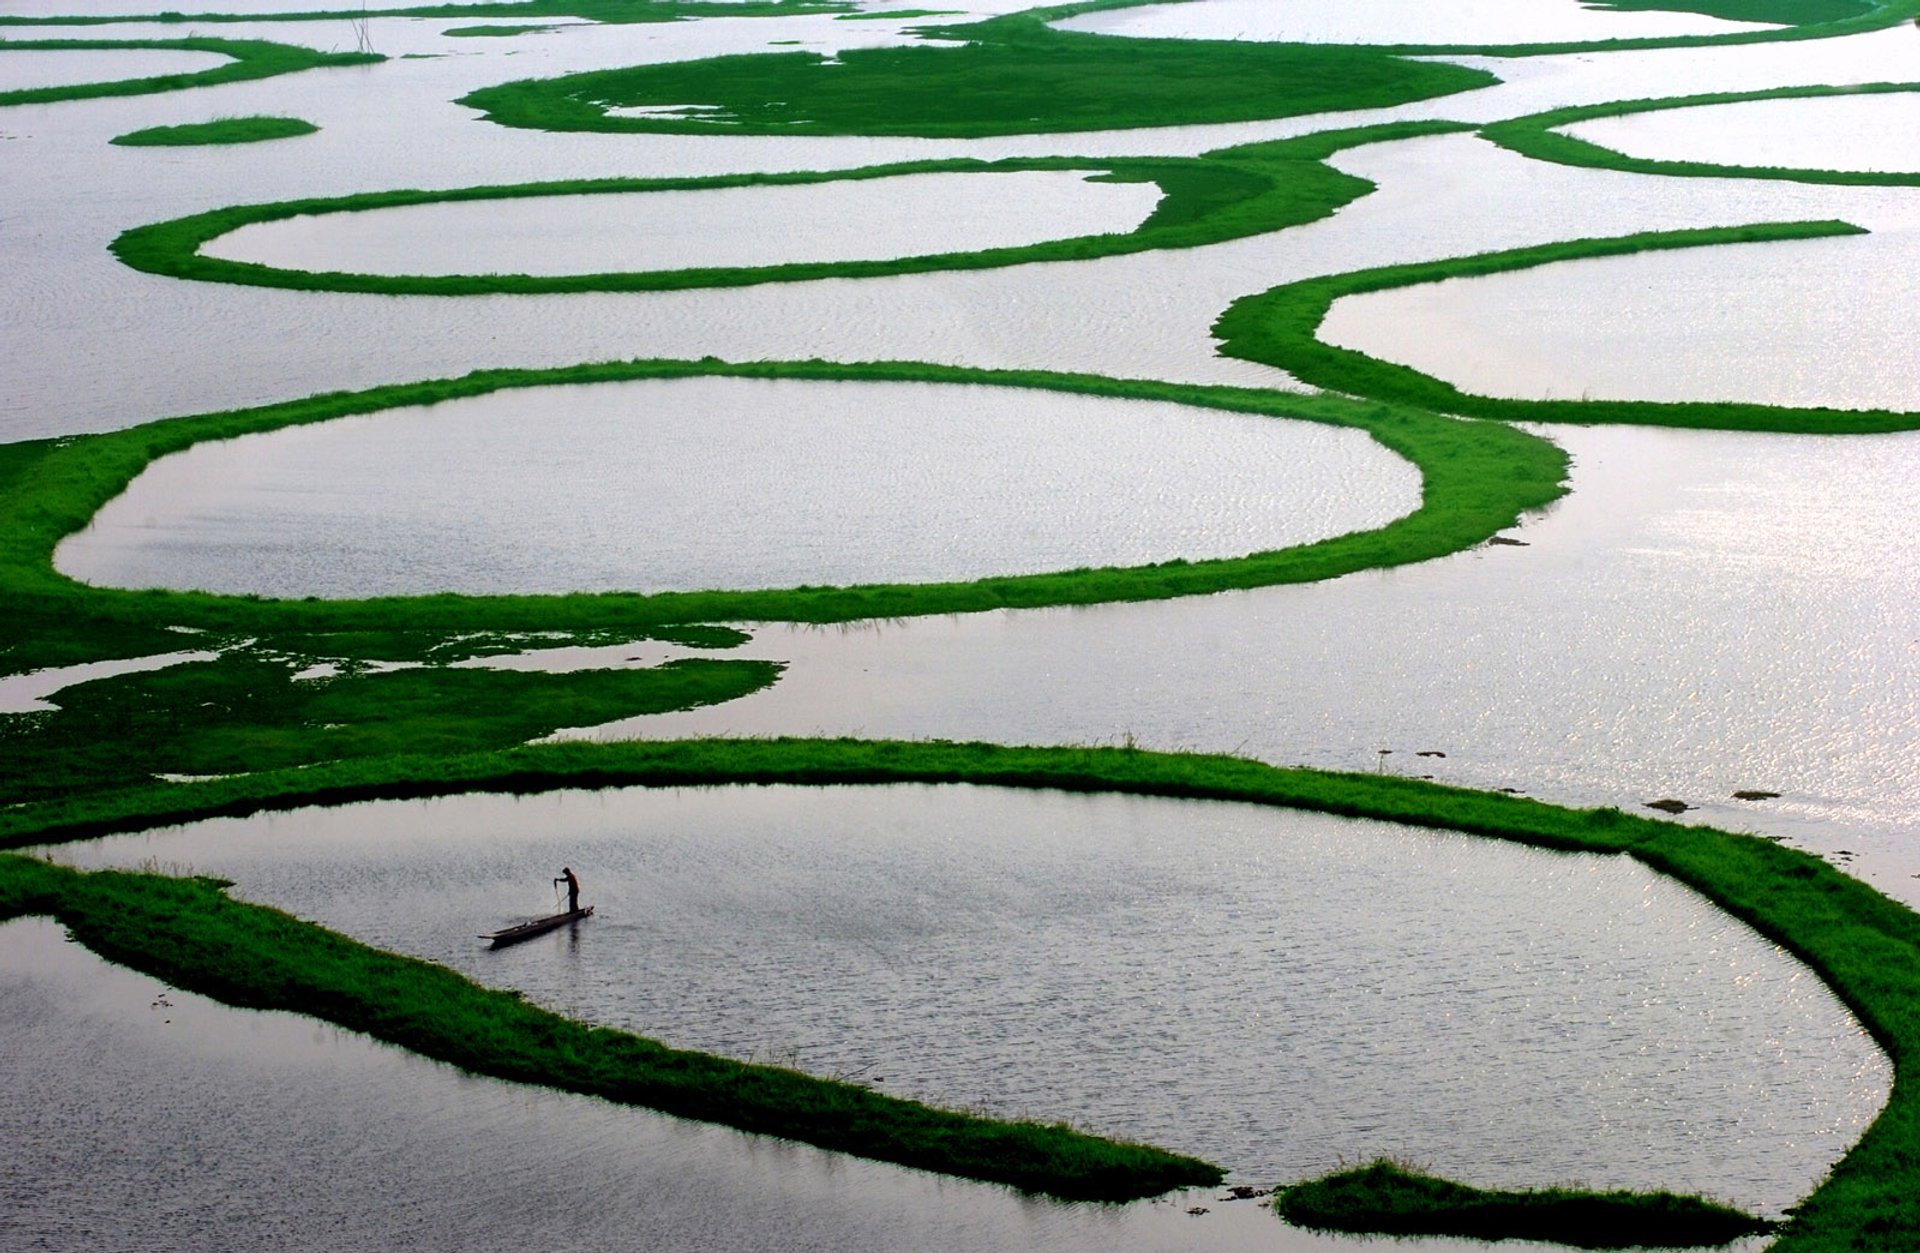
554;866;581;914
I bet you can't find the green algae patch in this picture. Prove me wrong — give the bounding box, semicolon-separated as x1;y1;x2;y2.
1276;1160;1775;1247
0;853;1218;1201
110;122;1466;296
1210;219;1920;434
0;38;379;107
1484;82;1920;187
0;734;1914;1245
0;358;1566;639
456;9;1494;138
112;115;318;146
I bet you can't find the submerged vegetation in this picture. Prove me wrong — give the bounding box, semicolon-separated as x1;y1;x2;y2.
0;735;1914;1246
1275;1160;1775;1248
0;38;379;107
1210;219;1920;433
111;115;319;146
110;123;1467;296
457;8;1495;137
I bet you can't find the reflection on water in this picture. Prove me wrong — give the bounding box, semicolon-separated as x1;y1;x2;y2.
48;784;1890;1213
0;48;231;93
203;170;1163;277
1054;0;1770;46
1569;90;1920;175
1321;216;1920;411
56;376;1417;597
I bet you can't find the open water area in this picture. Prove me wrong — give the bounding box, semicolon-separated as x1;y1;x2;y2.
6;0;1920;1246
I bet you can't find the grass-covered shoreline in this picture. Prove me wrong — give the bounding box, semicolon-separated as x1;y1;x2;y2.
0;356;1567;641
0;735;1914;1247
112;115;319;146
110;123;1466;296
1276;1160;1775;1247
1211;219;1920;433
0;38;379;108
0;0;849;27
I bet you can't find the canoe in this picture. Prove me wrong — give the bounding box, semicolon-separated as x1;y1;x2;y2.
480;905;594;948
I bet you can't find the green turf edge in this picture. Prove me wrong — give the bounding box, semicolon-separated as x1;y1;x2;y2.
0;0;850;28
106;122;1466;296
0;357;1567;633
1482;81;1920;187
0;851;1216;1202
1275;1160;1774;1248
111;115;319;146
1211;218;1920;434
0;38;379;108
0;734;1914;1247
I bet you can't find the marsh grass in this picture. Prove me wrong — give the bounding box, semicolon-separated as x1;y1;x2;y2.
0;38;378;107
0;0;849;27
111;115;318;146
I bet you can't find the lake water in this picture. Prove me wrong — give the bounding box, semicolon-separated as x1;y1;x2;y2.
55;376;1417;597
200;170;1164;277
1054;0;1771;46
42;784;1891;1213
1568;89;1920;175
0;47;230;92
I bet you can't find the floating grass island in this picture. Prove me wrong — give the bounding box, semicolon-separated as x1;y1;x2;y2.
1275;1159;1776;1248
0;38;379;108
111;115;319;146
0;736;1914;1246
1211;219;1920;434
109;123;1466;296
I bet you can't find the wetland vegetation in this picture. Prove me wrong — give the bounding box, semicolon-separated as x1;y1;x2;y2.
0;38;379;107
111;114;318;145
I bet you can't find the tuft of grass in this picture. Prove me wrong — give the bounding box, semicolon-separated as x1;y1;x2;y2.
1275;1159;1775;1247
111;114;318;146
1209;219;1920;434
109;123;1468;296
0;38;379;108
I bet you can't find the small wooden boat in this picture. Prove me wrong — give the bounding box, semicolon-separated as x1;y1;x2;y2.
480;905;594;948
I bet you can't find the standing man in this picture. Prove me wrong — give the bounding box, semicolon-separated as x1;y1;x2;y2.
555;866;581;914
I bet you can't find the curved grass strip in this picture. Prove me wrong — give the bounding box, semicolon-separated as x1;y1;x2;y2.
1210;219;1920;434
0;0;848;28
0;38;378;108
0;734;1916;1246
0;357;1567;635
1483;82;1920;187
455;13;1495;138
1275;1160;1774;1247
112;115;318;146
109;123;1467;296
0;855;1218;1201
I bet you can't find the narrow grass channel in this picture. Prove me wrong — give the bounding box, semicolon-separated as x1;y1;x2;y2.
0;736;1913;1248
0;38;378;108
109;122;1467;296
1210;219;1920;433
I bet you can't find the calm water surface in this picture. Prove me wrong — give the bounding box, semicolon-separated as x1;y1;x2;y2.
1055;0;1769;45
56;376;1417;597
0;47;230;92
1569;90;1920;175
47;784;1890;1213
203;170;1163;277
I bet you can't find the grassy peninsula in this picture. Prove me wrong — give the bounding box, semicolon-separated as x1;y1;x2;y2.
112;115;319;146
1276;1160;1775;1247
0;38;379;108
1210;219;1920;434
109;123;1467;296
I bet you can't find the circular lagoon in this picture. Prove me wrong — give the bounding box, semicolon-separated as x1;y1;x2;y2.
198;170;1164;279
47;783;1891;1210
55;376;1419;598
1054;0;1773;46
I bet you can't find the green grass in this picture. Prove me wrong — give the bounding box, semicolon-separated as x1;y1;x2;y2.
1483;82;1920;187
111;115;318;146
1586;0;1871;23
457;10;1494;137
0;734;1916;1246
0;0;849;27
1354;0;1920;54
1276;1160;1775;1247
443;23;561;36
0;853;1217;1201
0;357;1567;641
834;7;958;17
109;123;1467;296
0;38;379;108
1210;219;1920;433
